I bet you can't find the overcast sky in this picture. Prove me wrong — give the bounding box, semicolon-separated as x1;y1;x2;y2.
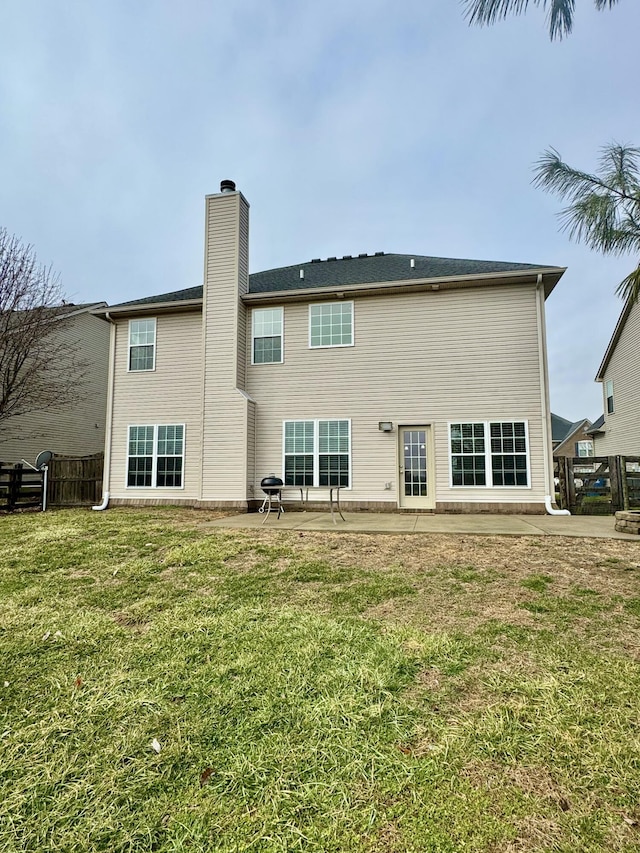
2;1;638;422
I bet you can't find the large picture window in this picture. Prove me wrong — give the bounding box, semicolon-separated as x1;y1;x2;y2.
309;302;353;348
450;421;529;487
252;307;283;364
128;319;156;371
284;419;350;487
127;424;184;488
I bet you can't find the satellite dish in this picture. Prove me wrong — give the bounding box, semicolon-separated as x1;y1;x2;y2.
35;450;53;470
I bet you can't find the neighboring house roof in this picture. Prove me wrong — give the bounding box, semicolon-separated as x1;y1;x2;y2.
102;253;565;313
595;296;633;381
552;416;593;449
586;414;606;435
551;413;574;444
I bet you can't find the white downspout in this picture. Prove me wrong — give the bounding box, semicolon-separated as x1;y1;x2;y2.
536;274;571;516
92;312;116;511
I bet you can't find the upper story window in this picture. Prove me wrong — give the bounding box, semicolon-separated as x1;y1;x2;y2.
309;302;353;348
450;421;529;487
606;380;614;414
128;319;156;371
576;440;594;458
252;307;283;364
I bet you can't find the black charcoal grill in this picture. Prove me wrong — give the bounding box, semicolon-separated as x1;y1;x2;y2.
259;475;284;521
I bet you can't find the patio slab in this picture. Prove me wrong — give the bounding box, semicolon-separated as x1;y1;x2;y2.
202;511;640;539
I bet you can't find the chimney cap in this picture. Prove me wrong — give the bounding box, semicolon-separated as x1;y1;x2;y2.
220;179;236;193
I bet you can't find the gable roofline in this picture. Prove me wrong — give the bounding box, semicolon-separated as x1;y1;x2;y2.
586;413;606;434
557;418;592;447
595;296;634;381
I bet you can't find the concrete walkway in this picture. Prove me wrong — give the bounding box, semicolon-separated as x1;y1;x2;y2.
203;510;639;540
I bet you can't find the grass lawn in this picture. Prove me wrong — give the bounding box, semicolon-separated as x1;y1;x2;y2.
1;508;640;852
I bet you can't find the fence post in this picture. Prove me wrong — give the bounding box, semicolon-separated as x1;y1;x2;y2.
609;456;621;512
8;465;23;513
565;456;576;513
618;456;629;511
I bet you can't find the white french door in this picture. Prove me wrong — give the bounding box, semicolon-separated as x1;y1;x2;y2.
398;426;434;509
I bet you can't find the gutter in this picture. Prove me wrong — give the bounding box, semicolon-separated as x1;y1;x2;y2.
92;311;116;511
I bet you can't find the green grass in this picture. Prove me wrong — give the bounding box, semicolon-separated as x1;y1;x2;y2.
1;509;640;852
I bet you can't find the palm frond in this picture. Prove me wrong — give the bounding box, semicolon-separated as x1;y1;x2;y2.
463;0;619;39
548;0;575;39
534;143;640;301
616;263;640;303
463;0;535;28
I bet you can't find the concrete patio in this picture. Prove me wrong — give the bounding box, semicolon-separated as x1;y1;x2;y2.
203;510;640;540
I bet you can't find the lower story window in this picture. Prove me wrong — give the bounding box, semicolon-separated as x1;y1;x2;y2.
450;421;529;487
284;419;350;487
127;424;184;488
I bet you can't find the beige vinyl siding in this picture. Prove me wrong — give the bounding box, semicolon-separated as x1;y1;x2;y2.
0;312;110;464
200;191;250;502
595;299;640;455
247;284;547;506
108;311;203;500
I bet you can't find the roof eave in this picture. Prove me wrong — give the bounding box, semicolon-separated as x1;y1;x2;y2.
92;298;203;318
243;266;566;304
595;296;634;381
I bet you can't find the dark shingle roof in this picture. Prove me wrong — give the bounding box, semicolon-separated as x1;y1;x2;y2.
551;413;574;443
248;253;547;294
587;414;605;433
108;252;557;309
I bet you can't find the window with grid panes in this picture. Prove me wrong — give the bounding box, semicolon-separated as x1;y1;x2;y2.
252;307;283;364
127;424;184;488
284;420;350;487
450;423;486;486
309;302;353;347
490;422;528;486
450;421;529;487
128;319;156;371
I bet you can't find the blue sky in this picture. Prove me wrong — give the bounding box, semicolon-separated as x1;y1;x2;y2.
1;0;638;421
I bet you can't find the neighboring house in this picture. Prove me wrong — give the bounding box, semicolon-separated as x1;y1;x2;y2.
95;181;566;513
592;296;640;455
0;303;110;465
551;414;594;459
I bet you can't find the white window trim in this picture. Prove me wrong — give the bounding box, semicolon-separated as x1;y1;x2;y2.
126;423;185;489
308;301;355;349
251;307;284;365
448;420;531;489
282;418;352;489
576;440;594;458
605;380;615;414
127;318;157;372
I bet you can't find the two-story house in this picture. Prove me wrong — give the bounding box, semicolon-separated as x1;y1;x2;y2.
591;296;640;455
95;181;565;513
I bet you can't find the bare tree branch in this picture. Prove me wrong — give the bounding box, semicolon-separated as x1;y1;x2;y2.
0;228;88;434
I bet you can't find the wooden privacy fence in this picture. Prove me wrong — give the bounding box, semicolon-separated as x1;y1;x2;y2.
554;455;640;515
0;464;45;512
48;453;104;507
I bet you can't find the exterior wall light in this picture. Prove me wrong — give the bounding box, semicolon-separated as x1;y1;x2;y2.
378;421;393;432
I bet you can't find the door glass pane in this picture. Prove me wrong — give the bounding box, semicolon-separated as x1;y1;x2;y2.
403;430;427;497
